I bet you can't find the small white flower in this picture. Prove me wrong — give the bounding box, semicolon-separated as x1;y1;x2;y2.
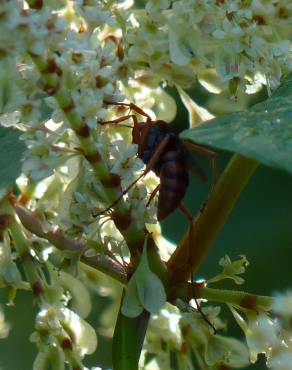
269;351;292;370
110;140;143;183
272;291;292;318
246;314;281;362
22;156;54;180
128;184;157;228
208;255;249;285
149;305;183;349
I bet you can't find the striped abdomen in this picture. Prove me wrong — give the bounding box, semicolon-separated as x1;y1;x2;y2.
157;150;189;220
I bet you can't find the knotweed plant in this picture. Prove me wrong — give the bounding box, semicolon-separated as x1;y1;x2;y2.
0;1;291;369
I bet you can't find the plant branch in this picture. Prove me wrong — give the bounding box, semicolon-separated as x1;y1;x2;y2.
167;154;259;284
14;204;127;284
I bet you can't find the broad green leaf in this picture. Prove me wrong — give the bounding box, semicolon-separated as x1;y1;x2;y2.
122;239;166;318
113;294;150;370
0;126;25;198
180;73;292;174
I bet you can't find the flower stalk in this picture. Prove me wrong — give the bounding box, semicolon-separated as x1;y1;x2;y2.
170;283;273;312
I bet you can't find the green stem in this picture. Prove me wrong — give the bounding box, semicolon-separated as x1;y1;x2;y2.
171;283;273;311
167;154;259;284
199;286;272;311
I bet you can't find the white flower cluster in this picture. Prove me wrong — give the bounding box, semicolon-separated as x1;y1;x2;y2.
141;295;292;370
126;0;292;92
230;293;292;370
0;1;292;370
0;3;158;367
142;303;250;369
0;1;160;240
0;1;121;177
140;257;292;370
28;268;97;368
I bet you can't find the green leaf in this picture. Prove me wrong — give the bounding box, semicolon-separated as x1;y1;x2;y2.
113;294;150;370
180;73;292;174
122;239;166;318
0;127;25;198
114;238;166;369
121;272;144;318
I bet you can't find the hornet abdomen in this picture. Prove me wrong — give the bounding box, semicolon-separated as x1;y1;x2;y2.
158;150;189;220
137;121;189;220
